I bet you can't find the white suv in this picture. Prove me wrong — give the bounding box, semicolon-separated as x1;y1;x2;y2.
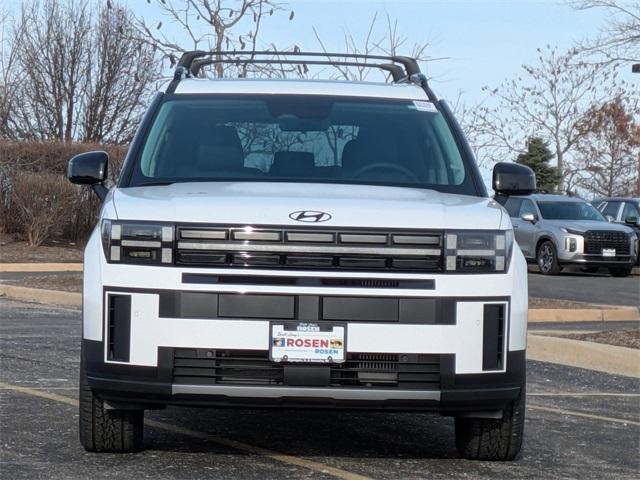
67;51;535;460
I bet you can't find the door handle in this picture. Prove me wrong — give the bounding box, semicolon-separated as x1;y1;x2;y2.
513;225;519;229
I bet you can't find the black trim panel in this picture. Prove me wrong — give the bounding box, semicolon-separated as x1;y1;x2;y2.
158;290;458;324
182;272;435;289
106;294;131;362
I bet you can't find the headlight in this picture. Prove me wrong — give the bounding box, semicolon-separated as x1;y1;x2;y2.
101;219;174;264
444;230;513;273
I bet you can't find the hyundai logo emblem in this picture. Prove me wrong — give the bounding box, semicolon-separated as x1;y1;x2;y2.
289;210;332;223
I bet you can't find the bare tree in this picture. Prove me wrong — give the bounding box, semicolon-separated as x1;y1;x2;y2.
9;0;92;142
573;95;640;196
82;4;159;143
312;12;432;83
132;0;294;78
571;1;640;66
0;10;24;138
4;0;159;143
468;46;615;189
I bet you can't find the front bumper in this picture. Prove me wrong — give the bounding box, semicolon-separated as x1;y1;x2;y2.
84;339;525;413
557;252;635;268
81;230;529;413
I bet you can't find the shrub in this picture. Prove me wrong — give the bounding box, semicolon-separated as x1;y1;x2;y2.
10;171;77;246
0;141;128;243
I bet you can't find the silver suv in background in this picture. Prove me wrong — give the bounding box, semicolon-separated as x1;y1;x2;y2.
496;194;637;276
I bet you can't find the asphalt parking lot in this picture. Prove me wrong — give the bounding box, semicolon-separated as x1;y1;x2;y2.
527;267;639;306
1;298;639;480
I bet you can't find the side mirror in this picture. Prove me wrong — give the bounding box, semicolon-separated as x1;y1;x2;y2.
521;212;537;223
605;215;615;222
625;216;639;227
493;163;536;196
67;151;109;201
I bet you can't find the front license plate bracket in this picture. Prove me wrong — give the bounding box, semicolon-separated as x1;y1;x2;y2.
270;322;346;363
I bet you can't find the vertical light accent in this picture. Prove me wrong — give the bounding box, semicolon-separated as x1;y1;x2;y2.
111;224;122;240
162;226;174;242
446;255;456;271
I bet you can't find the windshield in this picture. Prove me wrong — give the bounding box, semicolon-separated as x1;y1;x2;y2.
538;201;606;221
127;95;476;193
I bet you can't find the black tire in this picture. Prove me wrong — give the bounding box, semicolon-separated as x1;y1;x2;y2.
536;241;561;275
609;267;632;278
79;364;144;453
454;387;525;461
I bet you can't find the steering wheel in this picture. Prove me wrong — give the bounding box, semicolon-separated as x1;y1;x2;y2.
351;162;421;183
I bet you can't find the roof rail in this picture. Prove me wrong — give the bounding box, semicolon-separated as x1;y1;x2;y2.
166;50;438;101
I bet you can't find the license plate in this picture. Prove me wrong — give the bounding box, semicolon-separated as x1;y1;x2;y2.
270;323;345;363
602;248;616;257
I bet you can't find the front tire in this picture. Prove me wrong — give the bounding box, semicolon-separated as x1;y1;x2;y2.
79;365;144;453
537;241;561;275
609;267;632;278
455;387;525;461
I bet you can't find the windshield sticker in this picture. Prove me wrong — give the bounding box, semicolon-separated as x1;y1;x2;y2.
411;100;437;112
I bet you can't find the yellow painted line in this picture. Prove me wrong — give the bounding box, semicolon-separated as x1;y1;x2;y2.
528;404;640;426
0;383;78;406
0;382;372;480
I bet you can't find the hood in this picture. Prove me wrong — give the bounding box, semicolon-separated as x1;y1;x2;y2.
111;182;503;230
544;219;635;234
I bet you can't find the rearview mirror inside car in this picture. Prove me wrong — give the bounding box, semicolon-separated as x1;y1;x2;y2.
492;163;536;196
67;151;109;201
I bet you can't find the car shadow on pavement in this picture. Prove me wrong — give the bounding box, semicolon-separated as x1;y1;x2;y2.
144;407;460;459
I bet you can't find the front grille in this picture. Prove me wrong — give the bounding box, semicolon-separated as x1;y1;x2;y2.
584;230;630;255
175;225;443;273
172;349;441;389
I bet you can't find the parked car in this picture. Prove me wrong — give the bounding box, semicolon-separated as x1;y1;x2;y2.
593;198;640;265
496;194;637;276
67;51;535;460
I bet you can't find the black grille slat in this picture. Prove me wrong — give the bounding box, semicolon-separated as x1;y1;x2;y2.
176;225;443;273
172;349;441;389
584;230;630;255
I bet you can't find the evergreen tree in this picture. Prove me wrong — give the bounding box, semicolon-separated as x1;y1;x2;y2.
516;137;561;192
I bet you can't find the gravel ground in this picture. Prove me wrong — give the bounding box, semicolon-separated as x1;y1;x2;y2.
0;272;83;292
561;328;640;349
0;233;84;263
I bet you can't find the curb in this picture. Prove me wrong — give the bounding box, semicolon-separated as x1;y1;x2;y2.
0;285;81;307
527;333;640;378
0;263;83;272
529;307;640;322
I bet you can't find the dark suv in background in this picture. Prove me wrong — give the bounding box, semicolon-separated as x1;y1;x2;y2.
593;198;640;266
